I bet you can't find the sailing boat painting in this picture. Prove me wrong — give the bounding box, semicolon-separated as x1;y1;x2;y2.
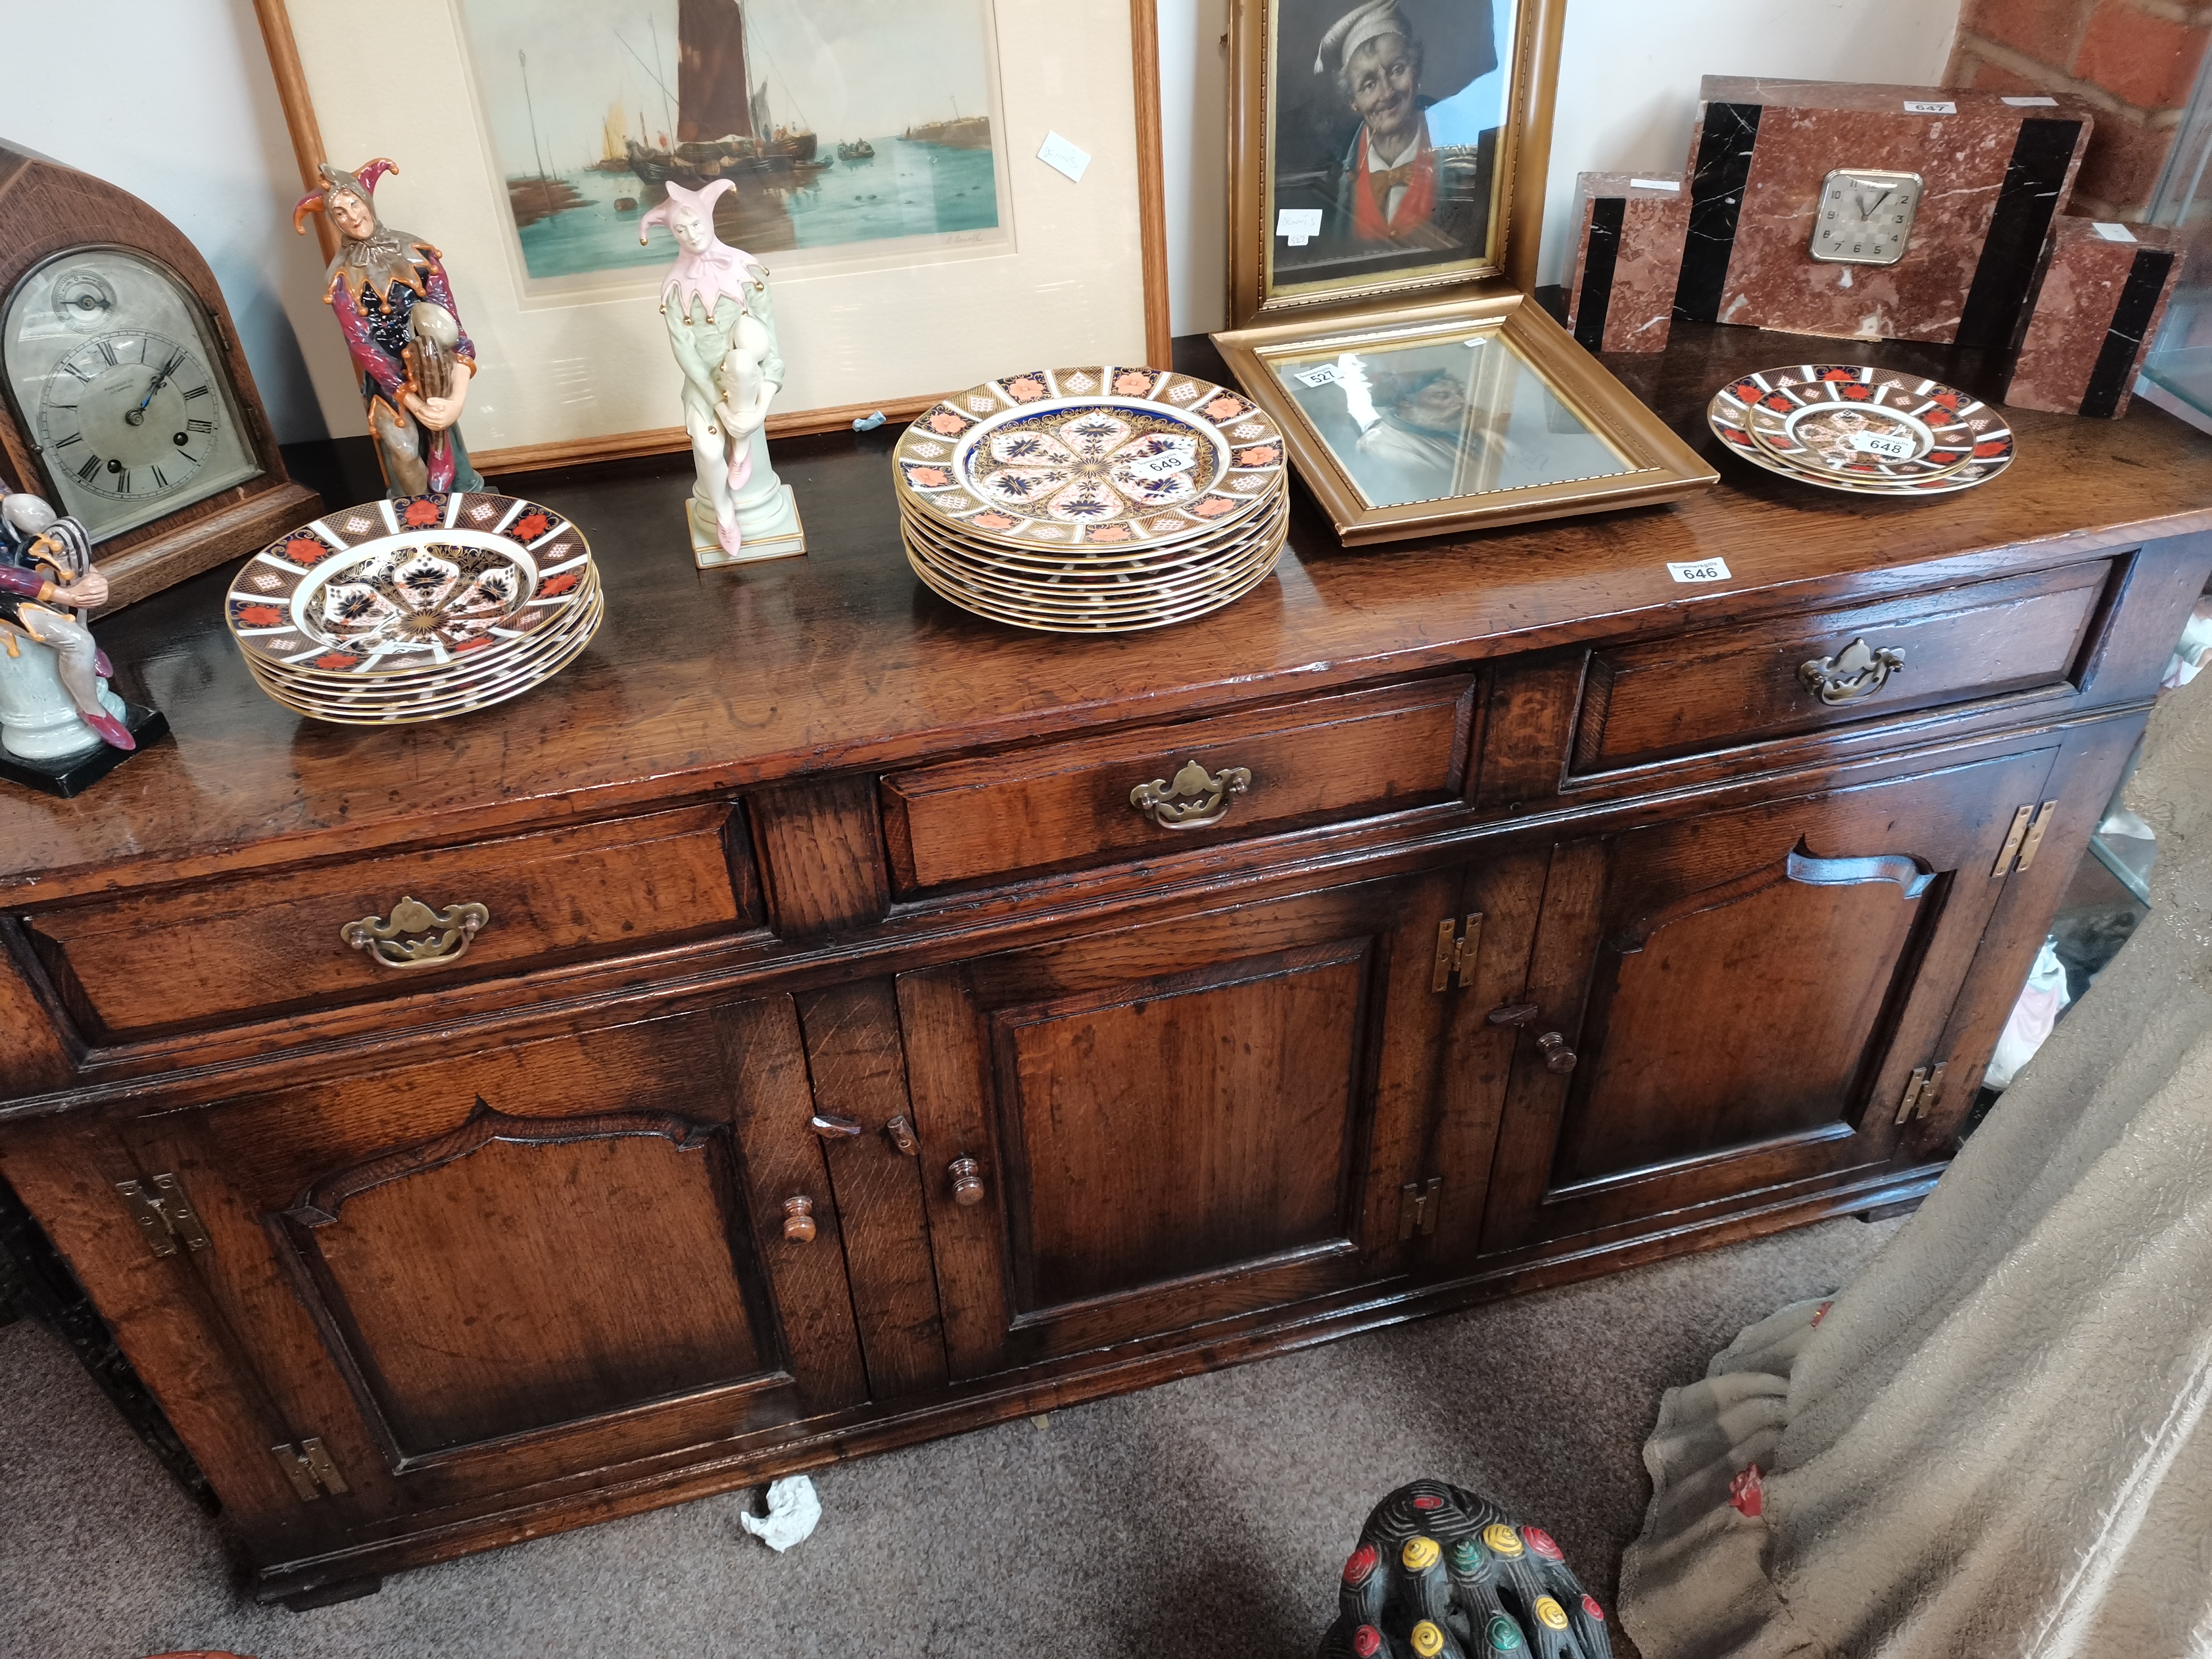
455;0;1003;281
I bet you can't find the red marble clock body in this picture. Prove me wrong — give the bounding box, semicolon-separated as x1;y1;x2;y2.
1671;78;2096;349
2004;216;2186;419
1562;172;1691;354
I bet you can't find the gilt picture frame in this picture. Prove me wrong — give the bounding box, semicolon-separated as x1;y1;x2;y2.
1225;0;1565;327
1212;290;1716;543
252;0;1169;474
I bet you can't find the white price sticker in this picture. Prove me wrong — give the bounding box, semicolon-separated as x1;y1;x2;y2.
1851;432;1916;459
1628;178;1681;192
1036;131;1091;182
1666;558;1732;584
1277;207;1325;246
1293;362;1342;387
2092;221;2139;243
2002;95;2059;106
1121;449;1194;479
1903;99;1957;115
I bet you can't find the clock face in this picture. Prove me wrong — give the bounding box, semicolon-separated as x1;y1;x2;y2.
2;248;261;541
1809;168;1923;267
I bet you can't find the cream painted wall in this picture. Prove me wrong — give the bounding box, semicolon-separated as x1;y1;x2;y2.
3;0;1965;441
0;0;361;444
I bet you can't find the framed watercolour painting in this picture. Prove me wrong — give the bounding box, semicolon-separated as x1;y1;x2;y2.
1213;291;1715;542
253;0;1169;471
1226;0;1565;325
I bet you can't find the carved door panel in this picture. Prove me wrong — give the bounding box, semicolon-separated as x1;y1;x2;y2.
899;870;1479;1380
1479;747;2059;1256
112;998;867;1524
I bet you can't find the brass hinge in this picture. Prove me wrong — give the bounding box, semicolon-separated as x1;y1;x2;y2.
271;1437;350;1502
1398;1176;1443;1240
1893;1059;1950;1124
1992;801;2059;878
116;1174;212;1258
2014;802;2059;873
1431;913;1484;992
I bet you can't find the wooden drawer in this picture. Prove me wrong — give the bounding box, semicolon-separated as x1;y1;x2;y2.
19;805;757;1043
879;676;1476;894
1573;560;2115;773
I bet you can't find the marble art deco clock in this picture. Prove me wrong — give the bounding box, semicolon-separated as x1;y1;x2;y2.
0;144;319;610
1671;79;2095;348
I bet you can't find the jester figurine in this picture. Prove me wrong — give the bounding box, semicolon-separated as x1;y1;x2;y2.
294;158;484;499
640;179;805;565
0;484;132;757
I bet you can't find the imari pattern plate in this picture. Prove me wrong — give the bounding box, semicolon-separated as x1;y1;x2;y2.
903;499;1289;618
227;494;606;725
1707;366;2014;495
225;493;592;676
894;366;1286;548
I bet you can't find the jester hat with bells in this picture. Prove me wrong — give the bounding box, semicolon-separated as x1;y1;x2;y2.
293;158;432;303
640;180;764;325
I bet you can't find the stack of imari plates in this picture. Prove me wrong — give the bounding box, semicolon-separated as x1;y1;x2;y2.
1707;364;2016;495
224;492;602;724
892;365;1290;632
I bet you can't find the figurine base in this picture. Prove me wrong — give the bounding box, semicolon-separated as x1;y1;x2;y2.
0;702;167;799
690;490;807;568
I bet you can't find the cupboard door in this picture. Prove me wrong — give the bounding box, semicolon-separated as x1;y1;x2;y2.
899;871;1464;1379
1480;747;2059;1254
114;999;867;1524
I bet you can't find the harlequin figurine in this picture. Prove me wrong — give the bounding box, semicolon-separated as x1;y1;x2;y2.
0;484;132;760
294;158;483;499
640;179;805;566
1319;1479;1612;1659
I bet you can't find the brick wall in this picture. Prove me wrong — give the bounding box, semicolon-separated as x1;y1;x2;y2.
1949;0;2212;219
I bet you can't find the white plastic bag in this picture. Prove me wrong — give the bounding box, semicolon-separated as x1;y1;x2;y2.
1984;938;2070;1091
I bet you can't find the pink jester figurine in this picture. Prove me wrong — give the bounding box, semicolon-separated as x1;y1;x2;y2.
640;180;805;565
295;158;484;499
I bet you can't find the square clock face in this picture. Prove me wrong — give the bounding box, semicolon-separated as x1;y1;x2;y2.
1809;168;1924;266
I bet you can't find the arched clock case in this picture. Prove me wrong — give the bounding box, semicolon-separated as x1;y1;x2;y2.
0;143;320;612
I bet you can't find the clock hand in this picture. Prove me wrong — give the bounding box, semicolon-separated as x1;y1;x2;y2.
123;354;182;427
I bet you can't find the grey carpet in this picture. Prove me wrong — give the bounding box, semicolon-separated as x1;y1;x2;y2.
0;1217;1899;1659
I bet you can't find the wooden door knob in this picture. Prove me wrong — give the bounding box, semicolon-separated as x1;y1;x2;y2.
1537;1032;1578;1073
948;1156;986;1206
781;1196;817;1241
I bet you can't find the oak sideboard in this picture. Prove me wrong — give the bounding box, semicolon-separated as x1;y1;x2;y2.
2;328;2206;1604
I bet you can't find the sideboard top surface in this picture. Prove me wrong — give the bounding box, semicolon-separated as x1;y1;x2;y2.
4;325;2208;896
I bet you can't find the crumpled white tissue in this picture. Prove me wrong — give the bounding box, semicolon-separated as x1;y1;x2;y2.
738;1475;821;1552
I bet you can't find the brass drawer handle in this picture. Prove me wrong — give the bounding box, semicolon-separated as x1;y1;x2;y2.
339;895;490;971
1798;637;1904;705
1129;758;1253;830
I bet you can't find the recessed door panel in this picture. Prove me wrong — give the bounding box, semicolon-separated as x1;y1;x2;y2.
279;1104;772;1458
114;1000;869;1522
902;871;1463;1378
998;943;1369;1312
1481;747;2058;1254
1558;869;1928;1183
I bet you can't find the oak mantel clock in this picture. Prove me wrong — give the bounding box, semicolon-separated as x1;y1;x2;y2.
0;143;320;611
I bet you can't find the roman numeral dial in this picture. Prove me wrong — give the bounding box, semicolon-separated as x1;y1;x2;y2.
34;329;219;501
5;245;264;540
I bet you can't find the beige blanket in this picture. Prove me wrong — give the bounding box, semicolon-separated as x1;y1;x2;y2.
1620;666;2212;1659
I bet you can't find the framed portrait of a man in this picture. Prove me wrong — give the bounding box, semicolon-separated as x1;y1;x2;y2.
1227;0;1563;325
